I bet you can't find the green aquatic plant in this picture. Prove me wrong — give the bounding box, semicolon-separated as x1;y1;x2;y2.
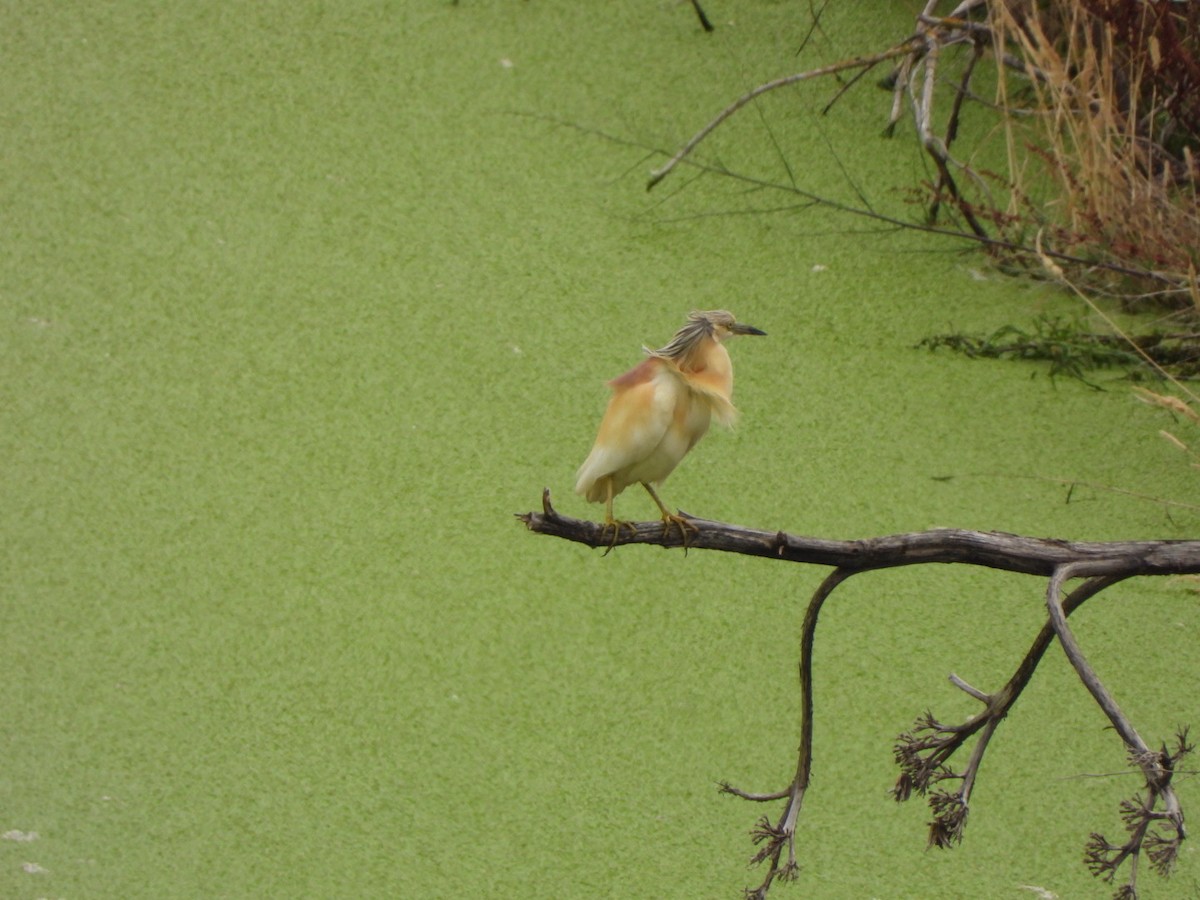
918;315;1200;384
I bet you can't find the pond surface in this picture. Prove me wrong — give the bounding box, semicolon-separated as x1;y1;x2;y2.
2;2;1198;897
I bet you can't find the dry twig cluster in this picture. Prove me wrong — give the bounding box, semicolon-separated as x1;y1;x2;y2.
520;491;1195;899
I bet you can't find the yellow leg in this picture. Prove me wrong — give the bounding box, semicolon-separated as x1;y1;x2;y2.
641;482;697;546
600;477;637;552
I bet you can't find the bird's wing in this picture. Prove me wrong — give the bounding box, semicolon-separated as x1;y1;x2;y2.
575;358;682;500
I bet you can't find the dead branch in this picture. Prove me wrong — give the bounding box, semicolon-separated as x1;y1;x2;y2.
645;2;990;218
644;0;1200;302
646;42;918;191
521;489;1200;576
518;489;1198;898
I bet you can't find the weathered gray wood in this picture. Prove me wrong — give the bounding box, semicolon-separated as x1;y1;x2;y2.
518;489;1197;898
520;488;1200;577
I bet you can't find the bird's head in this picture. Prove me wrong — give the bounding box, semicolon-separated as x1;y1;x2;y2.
648;310;766;362
693;310;767;343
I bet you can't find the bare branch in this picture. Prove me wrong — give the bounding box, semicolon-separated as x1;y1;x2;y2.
1048;564;1189;896
518;490;1197;896
646;41;919;191
639;0;1200;301
519;489;1200;578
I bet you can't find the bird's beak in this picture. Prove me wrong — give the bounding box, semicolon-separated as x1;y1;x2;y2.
731;322;767;336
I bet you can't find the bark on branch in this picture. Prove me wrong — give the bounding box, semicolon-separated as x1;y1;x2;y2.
521;488;1200;576
518;490;1197;898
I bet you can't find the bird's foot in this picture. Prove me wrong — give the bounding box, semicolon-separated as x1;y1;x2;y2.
660;512;698;548
600;517;638;554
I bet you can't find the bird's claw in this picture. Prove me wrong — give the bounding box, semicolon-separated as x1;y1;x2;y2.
661;512;698;549
600;518;638;554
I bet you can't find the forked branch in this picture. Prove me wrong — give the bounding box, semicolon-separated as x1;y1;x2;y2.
645;42;917;191
643;0;1199;299
646;0;992;226
519;490;1198;898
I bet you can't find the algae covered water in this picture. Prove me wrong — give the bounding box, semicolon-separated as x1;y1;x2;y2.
2;3;1197;897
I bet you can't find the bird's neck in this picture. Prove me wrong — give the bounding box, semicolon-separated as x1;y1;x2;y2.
677;338;733;398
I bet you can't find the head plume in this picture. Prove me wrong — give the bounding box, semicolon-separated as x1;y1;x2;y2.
646;310;737;361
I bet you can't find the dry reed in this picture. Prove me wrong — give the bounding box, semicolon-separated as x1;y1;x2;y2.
985;0;1200;306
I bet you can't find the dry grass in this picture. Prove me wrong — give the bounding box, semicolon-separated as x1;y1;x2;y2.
991;0;1200;474
984;0;1200;306
648;2;1199;325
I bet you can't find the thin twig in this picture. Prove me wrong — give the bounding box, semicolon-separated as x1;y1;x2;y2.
646;42;919;190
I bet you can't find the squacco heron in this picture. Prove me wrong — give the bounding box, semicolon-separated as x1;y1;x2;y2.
575;309;766;537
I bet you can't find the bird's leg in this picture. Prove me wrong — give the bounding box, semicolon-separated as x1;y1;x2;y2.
641;482;697;546
600;477;637;552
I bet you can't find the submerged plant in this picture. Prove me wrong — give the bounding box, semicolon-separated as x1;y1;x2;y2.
915;314;1200;383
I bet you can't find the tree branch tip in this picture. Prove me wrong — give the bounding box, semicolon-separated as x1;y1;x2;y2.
720;781;794;802
948;672;991;703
